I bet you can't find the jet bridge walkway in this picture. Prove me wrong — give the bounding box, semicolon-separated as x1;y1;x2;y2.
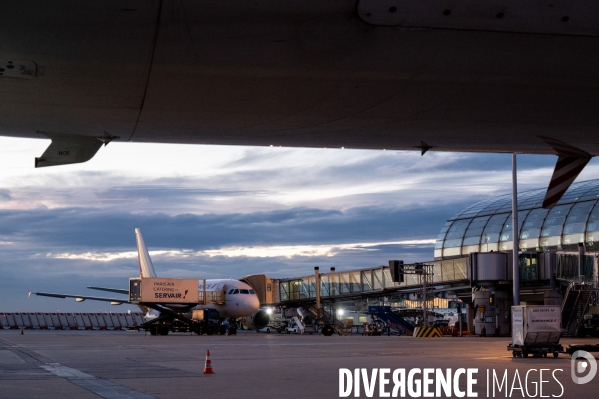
276;258;470;306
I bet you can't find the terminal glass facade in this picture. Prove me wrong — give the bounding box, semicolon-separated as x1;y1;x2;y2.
435;179;599;260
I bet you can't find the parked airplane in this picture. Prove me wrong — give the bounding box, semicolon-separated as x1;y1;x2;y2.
2;1;599;204
32;228;266;333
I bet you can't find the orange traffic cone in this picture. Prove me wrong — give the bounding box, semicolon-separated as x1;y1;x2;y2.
203;350;214;374
20;329;24;335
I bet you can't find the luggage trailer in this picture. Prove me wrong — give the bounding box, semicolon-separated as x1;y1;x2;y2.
566;344;599;357
508;343;564;358
507;305;564;358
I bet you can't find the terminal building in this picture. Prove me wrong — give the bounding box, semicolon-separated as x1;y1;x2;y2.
245;179;599;336
435;178;599;262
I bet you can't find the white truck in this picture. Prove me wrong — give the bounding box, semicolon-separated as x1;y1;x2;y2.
285;316;304;334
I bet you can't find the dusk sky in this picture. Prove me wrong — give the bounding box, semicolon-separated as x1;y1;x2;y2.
2;136;598;311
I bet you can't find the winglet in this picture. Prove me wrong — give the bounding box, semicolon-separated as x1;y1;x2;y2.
413;141;436;156
539;136;593;209
135;228;157;278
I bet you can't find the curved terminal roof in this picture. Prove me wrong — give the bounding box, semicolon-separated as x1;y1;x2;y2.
435;179;599;260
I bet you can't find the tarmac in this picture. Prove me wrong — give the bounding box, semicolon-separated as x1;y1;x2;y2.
0;330;597;399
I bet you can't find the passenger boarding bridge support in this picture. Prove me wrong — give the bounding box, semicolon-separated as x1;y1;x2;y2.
314;267;321;323
395;263;435;327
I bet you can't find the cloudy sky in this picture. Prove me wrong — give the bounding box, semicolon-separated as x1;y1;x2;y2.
1;136;598;311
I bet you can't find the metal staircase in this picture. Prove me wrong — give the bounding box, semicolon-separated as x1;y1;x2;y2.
368;306;415;335
561;276;597;336
305;305;348;335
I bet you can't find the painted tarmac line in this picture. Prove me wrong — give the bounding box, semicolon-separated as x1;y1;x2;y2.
40;363;95;379
71;379;157;399
40;363;156;399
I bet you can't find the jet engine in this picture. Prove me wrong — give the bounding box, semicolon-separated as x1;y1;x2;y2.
244;309;270;330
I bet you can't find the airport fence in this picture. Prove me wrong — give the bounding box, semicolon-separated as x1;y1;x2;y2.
0;311;145;330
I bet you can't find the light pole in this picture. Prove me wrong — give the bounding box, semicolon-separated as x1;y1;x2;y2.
512;153;520;307
314;267;321;322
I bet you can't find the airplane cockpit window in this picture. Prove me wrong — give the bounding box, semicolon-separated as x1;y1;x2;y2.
240;289;250;294
249;289;255;294
232;289;239;294
227;289;234;294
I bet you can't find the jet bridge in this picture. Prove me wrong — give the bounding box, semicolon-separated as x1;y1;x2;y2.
253;259;468;336
243;252;598;336
275;258;470;305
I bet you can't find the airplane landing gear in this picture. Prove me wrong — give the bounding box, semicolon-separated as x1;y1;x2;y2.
140;304;224;336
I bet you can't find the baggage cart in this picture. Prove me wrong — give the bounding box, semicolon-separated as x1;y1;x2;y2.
508;305;564;358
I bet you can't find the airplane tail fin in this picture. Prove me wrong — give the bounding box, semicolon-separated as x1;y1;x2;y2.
135;228;157;278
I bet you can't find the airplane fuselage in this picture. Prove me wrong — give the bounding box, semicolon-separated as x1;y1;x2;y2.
199;278;260;318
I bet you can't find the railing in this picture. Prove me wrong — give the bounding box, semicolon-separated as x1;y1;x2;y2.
306;305;348;335
562;277;596;336
556;255;595;281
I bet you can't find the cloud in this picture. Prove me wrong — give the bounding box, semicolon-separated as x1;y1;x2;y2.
0;142;572;215
0;204;459;252
0;189;11;200
48;251;140;262
46;239;436;261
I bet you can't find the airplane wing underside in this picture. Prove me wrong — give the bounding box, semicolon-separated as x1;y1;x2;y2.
32;292;129;305
2;1;599;202
87;287;129;295
1;1;598;154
